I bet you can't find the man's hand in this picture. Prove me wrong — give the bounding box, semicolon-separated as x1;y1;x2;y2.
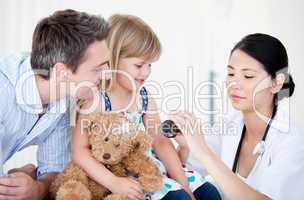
8;164;37;180
0;172;43;200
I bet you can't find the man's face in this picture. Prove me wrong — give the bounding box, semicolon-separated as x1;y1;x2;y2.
69;40;110;100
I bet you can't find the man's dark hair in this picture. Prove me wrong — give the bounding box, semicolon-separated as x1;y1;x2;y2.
31;9;108;79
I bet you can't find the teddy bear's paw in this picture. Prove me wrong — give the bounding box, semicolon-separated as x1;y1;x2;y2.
104;194;130;200
139;175;163;192
56;180;91;200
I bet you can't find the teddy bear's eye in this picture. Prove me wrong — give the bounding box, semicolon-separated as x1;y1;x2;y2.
104;137;109;142
115;144;120;148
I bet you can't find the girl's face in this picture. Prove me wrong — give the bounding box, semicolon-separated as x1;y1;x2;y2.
226;49;274;112
116;57;152;91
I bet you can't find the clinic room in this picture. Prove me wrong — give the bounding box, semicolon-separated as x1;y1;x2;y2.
0;0;303;200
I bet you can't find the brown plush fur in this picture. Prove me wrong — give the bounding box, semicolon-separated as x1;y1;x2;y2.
50;113;163;200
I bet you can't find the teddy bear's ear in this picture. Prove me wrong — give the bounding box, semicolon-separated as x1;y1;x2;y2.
83;114;104;136
89;121;106;136
79;114;93;132
132;131;152;152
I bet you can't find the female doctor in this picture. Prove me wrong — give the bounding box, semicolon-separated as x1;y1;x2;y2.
171;33;304;200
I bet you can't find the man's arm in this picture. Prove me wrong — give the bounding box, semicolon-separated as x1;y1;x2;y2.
0;112;70;200
35;112;71;197
36;114;70;178
36;172;58;200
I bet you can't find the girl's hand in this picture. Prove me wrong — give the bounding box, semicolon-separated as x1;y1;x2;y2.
174;134;188;148
170;112;208;159
109;176;143;200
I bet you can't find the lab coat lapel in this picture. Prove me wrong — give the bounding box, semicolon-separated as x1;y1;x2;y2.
221;113;244;169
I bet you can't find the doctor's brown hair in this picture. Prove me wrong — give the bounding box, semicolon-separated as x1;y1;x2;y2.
231;33;295;103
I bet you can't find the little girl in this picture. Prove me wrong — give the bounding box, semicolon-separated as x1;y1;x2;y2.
72;14;221;200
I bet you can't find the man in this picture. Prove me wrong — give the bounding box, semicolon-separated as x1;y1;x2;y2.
0;9;109;200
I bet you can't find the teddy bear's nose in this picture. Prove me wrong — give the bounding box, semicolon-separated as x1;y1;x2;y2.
103;153;111;160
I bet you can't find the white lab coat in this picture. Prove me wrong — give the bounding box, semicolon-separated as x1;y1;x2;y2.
194;99;304;200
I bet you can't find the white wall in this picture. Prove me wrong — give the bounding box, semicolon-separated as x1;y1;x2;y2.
1;0;303;171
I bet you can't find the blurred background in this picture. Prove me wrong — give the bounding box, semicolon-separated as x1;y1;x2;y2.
1;0;303;172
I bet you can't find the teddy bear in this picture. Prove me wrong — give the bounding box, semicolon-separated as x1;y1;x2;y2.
50;112;163;200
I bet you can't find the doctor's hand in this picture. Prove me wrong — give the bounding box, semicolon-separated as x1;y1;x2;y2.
0;172;42;200
170;112;209;159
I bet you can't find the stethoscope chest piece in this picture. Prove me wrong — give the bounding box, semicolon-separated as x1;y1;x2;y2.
252;141;266;156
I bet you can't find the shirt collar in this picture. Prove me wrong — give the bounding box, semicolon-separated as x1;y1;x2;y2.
15;56;68;115
270;98;291;133
15;56;43;114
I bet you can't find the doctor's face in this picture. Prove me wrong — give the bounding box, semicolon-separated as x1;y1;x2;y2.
226;50;274;112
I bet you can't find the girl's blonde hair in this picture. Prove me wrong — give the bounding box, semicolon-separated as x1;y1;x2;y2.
102;14;161;90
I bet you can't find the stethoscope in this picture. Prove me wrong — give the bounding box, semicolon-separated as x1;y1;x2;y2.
161;119;181;138
159;106;278;174
232;106;277;173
